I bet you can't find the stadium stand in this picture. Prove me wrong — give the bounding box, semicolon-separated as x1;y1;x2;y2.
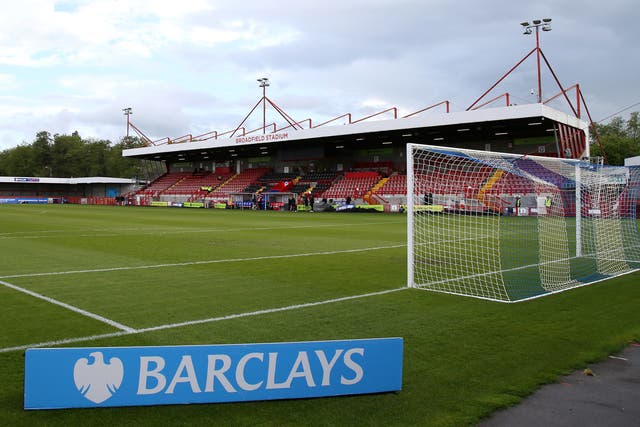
127;163;583;212
368;173;406;206
321;171;380;200
136;172;189;197
249;171;298;193
375;173;406;195
207;168;270;198
513;158;573;188
164;171;214;195
291;172;339;198
134;170;237;200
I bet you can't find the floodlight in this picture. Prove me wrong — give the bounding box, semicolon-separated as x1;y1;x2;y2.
533;19;541;24
542;25;551;31
543;18;552;23
523;28;532;35
520;21;529;27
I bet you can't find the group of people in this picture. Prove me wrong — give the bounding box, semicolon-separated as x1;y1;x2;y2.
511;194;553;215
287;193;314;211
287;196;297;211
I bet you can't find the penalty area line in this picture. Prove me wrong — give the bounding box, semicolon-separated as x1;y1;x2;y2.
0;286;407;354
0;279;136;333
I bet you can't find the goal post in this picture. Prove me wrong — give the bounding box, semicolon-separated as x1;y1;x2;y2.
406;143;640;302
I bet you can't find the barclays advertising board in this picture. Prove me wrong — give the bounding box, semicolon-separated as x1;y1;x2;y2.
24;338;403;409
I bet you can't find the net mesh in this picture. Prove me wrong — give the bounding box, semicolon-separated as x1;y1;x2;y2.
408;144;640;302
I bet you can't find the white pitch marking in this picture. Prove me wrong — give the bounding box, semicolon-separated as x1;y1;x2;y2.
608;355;628;361
0;331;130;354
136;287;406;333
0;287;407;353
0;244;406;279
0;279;136;333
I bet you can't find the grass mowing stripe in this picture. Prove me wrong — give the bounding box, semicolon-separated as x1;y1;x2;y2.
0;220;404;240
0;287;406;354
0;279;135;333
135;286;407;333
0;244;406;279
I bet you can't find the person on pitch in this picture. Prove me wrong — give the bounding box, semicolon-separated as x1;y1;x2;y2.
545;195;552;214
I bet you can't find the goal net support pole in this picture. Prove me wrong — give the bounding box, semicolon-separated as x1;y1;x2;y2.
575;164;582;258
406;145;416;289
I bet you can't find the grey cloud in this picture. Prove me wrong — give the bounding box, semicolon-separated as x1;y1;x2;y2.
1;0;638;150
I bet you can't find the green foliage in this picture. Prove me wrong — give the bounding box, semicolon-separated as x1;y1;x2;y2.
0;206;638;426
0;131;144;178
592;112;640;165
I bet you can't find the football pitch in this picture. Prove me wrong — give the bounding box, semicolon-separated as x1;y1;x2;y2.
1;204;639;426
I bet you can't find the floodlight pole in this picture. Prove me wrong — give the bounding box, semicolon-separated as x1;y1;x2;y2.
536;24;542;103
521;19;552;103
258;78;270;134
231;77;302;138
123;107;132;139
535;26;541;103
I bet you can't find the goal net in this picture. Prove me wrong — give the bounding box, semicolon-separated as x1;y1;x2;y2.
407;143;640;302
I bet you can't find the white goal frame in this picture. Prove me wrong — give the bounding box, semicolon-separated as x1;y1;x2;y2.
407;143;640;302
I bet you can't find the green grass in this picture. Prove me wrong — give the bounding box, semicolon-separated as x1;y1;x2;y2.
1;204;639;426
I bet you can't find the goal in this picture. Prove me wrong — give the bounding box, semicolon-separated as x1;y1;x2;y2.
407;143;640;302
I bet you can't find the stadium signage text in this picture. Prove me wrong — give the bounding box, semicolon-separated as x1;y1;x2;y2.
235;132;289;144
24;338;403;409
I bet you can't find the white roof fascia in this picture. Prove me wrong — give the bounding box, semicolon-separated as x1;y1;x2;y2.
122;104;590;158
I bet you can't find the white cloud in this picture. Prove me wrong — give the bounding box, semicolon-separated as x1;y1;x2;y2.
0;0;638;151
0;74;17;89
361;98;390;110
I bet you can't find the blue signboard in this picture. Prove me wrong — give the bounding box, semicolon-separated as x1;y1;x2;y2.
0;197;50;204
24;338;403;410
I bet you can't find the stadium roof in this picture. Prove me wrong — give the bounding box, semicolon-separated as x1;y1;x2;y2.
625;156;640;167
122;103;589;163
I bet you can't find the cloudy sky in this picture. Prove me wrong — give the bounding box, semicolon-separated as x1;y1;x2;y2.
0;0;638;150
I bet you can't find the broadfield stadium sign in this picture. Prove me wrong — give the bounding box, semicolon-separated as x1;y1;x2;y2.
235;132;290;144
24;338;403;410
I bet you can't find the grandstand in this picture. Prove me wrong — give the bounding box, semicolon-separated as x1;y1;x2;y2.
0;48;603;212
321;171;380;200
122;102;592;211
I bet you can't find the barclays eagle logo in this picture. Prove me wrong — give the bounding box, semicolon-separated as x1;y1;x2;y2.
73;351;124;404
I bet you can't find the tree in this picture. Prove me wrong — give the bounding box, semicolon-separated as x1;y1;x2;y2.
107;138;144;178
32;131;53;176
50;132;85;177
591;112;640;165
0;144;37;176
0;131;146;178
